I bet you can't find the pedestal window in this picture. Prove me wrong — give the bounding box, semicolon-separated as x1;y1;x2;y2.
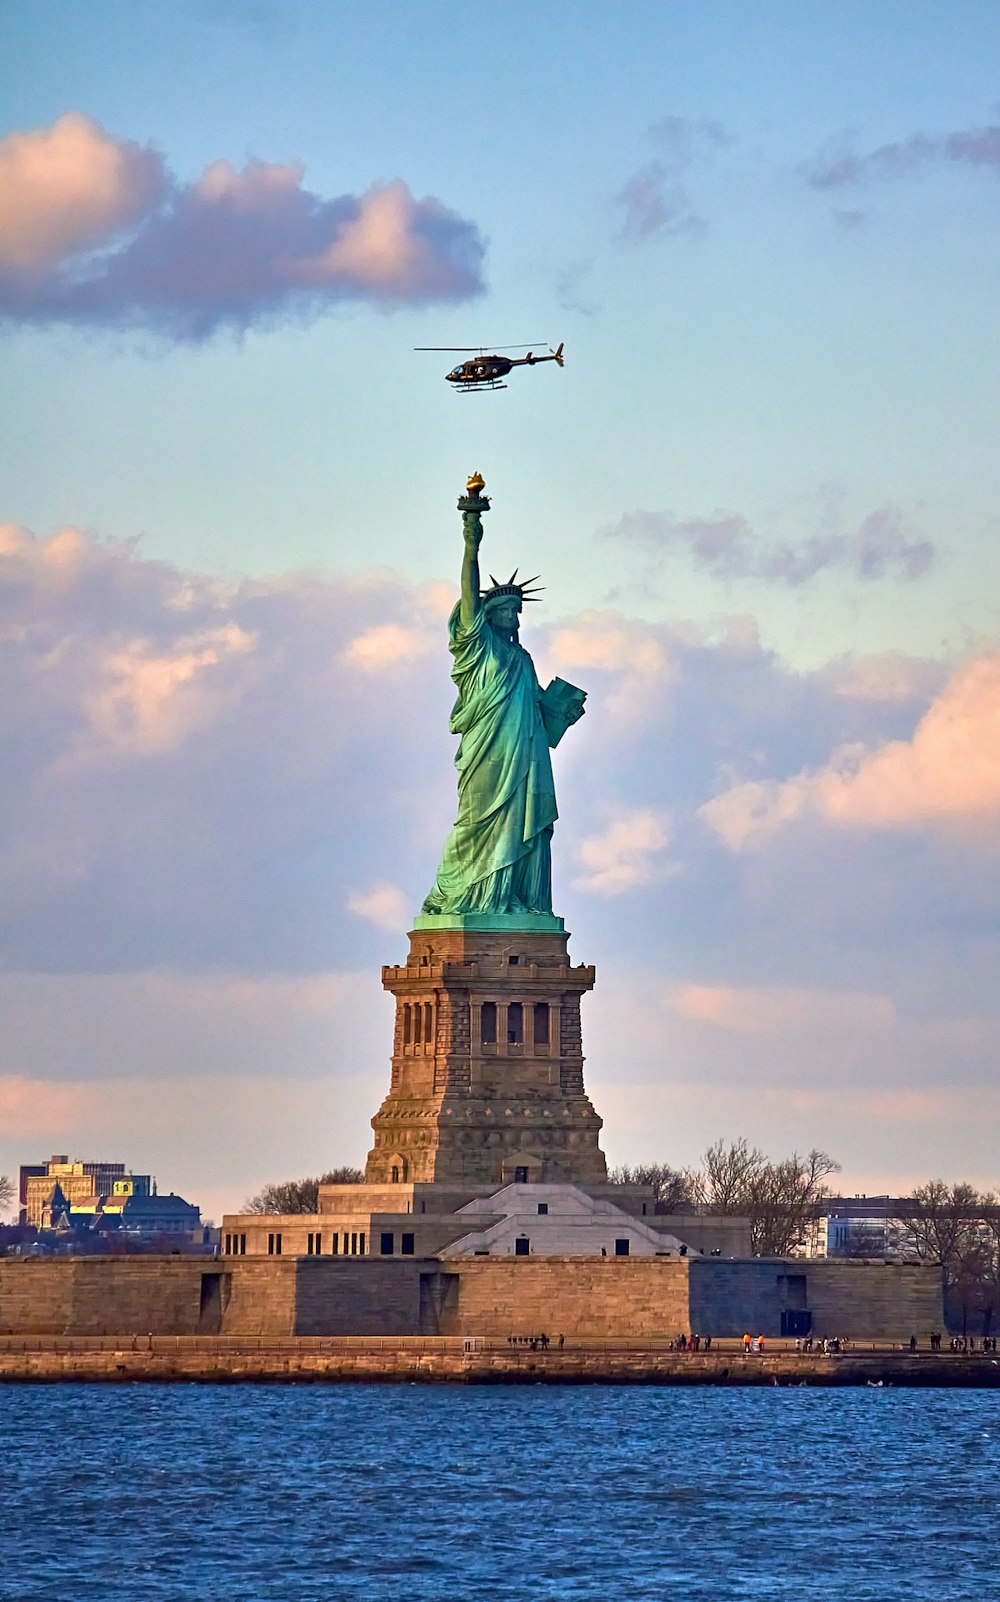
507;1001;523;1045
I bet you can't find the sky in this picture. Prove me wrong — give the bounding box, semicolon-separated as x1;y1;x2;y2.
1;0;999;1223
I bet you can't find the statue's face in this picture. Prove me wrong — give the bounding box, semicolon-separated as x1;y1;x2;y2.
488;600;520;633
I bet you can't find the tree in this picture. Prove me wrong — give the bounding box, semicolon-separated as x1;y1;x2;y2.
691;1139;840;1256
607;1163;697;1212
894;1180;979;1264
0;1174;13;1219
609;1141;840;1252
243;1168;364;1215
894;1182;1000;1335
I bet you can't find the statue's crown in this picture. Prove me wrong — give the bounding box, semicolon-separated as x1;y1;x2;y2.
481;569;544;611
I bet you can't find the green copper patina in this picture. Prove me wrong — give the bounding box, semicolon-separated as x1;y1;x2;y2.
417;473;586;930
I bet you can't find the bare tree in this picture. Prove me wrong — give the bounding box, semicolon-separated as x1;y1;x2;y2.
965;1199;1000;1336
692;1139;840;1256
696;1138;767;1210
607;1163;698;1212
0;1174;13;1219
895;1181;980;1265
895;1182;1000;1335
243;1167;364;1215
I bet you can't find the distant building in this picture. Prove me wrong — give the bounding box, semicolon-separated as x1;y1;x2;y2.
98;1184;201;1238
796;1197;913;1260
20;1155;201;1241
22;1157;133;1228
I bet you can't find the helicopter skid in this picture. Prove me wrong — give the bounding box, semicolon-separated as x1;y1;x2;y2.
457;381;508;393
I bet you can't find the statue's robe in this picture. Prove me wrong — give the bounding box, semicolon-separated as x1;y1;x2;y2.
422;603;556;915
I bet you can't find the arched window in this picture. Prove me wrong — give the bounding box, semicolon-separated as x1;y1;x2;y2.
424;1001;433;1046
403;1003;412;1046
413;1003;422;1045
481;1001;497;1045
533;1002;550;1046
508;1001;523;1044
391;1165;400;1184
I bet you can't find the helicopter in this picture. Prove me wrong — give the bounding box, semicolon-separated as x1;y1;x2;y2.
415;342;565;392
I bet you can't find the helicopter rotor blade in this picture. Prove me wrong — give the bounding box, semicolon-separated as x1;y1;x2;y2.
414;343;548;352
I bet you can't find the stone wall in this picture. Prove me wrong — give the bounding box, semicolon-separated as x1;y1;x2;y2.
806;1260;942;1341
4;1341;999;1386
0;1257;301;1337
430;1257;692;1338
0;1252;942;1342
0;1258;76;1333
689;1258;942;1340
293;1259;425;1336
689;1260;794;1337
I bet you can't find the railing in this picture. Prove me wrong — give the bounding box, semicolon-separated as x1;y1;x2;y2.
0;1334;980;1357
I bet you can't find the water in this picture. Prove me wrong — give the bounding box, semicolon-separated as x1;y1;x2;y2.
0;1383;997;1601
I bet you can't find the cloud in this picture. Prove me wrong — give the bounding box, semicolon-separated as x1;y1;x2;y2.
573;808;672;895
347;883;411;932
616;117;730;242
82;623;257;755
818;652;943;704
0;1075;91;1139
0;111;167;273
807;119;1000;190
2;521;999;1196
0;520;975;983
610;504;934;586
666;982;896;1035
547;614;676;722
0;1066;380;1222
0;968;379;1082
702;653;1000;850
587;957;1000;1189
0;112;486;337
344;623;430;672
595;1072;1000;1192
0;520;457;968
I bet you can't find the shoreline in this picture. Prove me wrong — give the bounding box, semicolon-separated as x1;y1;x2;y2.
1;1338;998;1386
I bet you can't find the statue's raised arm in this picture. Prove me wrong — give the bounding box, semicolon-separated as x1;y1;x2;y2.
458;471;488;630
418;472;587;927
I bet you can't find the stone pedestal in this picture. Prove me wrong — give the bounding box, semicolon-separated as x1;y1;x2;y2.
365;925;606;1187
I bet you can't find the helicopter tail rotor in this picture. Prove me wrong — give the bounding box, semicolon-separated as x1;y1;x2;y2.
552;342;565;367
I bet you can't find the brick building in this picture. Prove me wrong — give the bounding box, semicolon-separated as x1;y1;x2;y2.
19;1155;201;1241
21;1157;134;1228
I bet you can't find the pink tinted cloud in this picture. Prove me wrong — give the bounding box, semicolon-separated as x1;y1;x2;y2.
0;1075;90;1140
0;520;454;968
0;113;485;337
0;111;167;272
703;653;1000;849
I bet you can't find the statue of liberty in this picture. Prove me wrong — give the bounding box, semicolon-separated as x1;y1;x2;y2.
420;473;586;923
